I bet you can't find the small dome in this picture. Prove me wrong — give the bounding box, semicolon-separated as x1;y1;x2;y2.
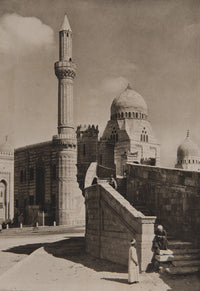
0;138;13;154
177;131;199;159
111;84;148;118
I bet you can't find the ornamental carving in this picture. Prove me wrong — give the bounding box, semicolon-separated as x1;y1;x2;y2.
55;69;76;79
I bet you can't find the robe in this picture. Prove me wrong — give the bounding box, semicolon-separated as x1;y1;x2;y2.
152;229;168;253
128;246;139;283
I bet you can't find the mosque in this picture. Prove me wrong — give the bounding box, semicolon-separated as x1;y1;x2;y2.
8;14;200;227
14;15;84;226
77;83;161;189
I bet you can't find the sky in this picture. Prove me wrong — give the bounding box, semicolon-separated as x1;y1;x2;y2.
0;0;199;167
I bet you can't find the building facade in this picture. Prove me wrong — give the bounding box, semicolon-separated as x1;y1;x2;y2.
14;15;84;226
0;138;14;223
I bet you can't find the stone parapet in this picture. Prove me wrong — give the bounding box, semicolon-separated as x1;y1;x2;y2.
126;163;200;243
85;183;156;271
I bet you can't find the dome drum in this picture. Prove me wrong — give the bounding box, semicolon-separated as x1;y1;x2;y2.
111;111;148;121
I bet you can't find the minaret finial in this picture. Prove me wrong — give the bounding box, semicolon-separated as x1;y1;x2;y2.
187;129;190;138
60;14;71;32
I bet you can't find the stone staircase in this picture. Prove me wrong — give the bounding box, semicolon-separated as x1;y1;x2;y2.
131;201;200;275
154;239;200;275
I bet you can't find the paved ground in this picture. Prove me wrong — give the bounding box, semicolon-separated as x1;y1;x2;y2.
0;227;199;291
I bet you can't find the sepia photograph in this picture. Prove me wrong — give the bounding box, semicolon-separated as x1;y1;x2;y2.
0;0;200;290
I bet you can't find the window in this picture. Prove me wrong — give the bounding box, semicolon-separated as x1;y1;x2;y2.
116;134;118;142
16;199;19;208
24;169;26;182
52;165;56;179
66;32;69;37
83;144;86;156
128;112;131;118
29;196;34;205
133;112;135;118
125;112;128;117
121;112;124;118
52;195;56;206
20;170;23;183
136;112;138;118
29;167;34;180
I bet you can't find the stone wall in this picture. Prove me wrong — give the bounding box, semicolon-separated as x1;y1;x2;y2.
14;141;57;225
85;182;156;271
126;164;200;242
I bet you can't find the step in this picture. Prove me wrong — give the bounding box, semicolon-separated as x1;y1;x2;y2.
169;248;200;255
165;265;200;275
172;259;200;267
155;253;200;262
168;240;194;249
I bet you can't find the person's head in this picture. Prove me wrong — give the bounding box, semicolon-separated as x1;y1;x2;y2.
157;225;163;232
130;239;136;246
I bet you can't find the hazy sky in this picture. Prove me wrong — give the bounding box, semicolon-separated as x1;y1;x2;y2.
0;0;199;167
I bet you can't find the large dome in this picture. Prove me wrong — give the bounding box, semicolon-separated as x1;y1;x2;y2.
111;84;148;120
177;131;199;159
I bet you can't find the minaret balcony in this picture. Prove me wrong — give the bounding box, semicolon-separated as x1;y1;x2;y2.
54;61;77;79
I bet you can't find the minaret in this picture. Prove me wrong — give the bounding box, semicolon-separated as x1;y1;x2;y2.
53;15;84;225
54;14;76;138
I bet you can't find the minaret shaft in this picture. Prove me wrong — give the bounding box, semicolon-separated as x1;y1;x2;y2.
58;79;74;134
59;31;72;61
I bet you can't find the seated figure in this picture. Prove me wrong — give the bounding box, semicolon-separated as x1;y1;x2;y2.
152;225;168;254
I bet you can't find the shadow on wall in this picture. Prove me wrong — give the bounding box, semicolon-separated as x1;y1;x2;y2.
3;237;127;273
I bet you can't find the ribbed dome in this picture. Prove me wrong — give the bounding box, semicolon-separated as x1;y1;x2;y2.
177;131;199;159
111;84;148;119
0;139;13;154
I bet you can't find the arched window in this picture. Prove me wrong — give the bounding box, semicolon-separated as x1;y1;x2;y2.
128;112;131;118
66;32;69;37
140;134;143;142
121;112;124;118
125;112;128;117
146;135;148;142
83;144;86;156
136;112;138;118
116;133;118;142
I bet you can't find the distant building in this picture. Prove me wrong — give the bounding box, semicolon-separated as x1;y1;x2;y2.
0;138;14;223
175;130;200;171
14;15;84;226
76;125;99;190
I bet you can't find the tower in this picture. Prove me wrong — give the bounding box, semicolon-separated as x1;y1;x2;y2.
53;14;84;225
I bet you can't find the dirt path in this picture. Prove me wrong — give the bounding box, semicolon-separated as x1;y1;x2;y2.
0;233;199;291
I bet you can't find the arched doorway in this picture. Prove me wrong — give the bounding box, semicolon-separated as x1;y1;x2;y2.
0;180;7;221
